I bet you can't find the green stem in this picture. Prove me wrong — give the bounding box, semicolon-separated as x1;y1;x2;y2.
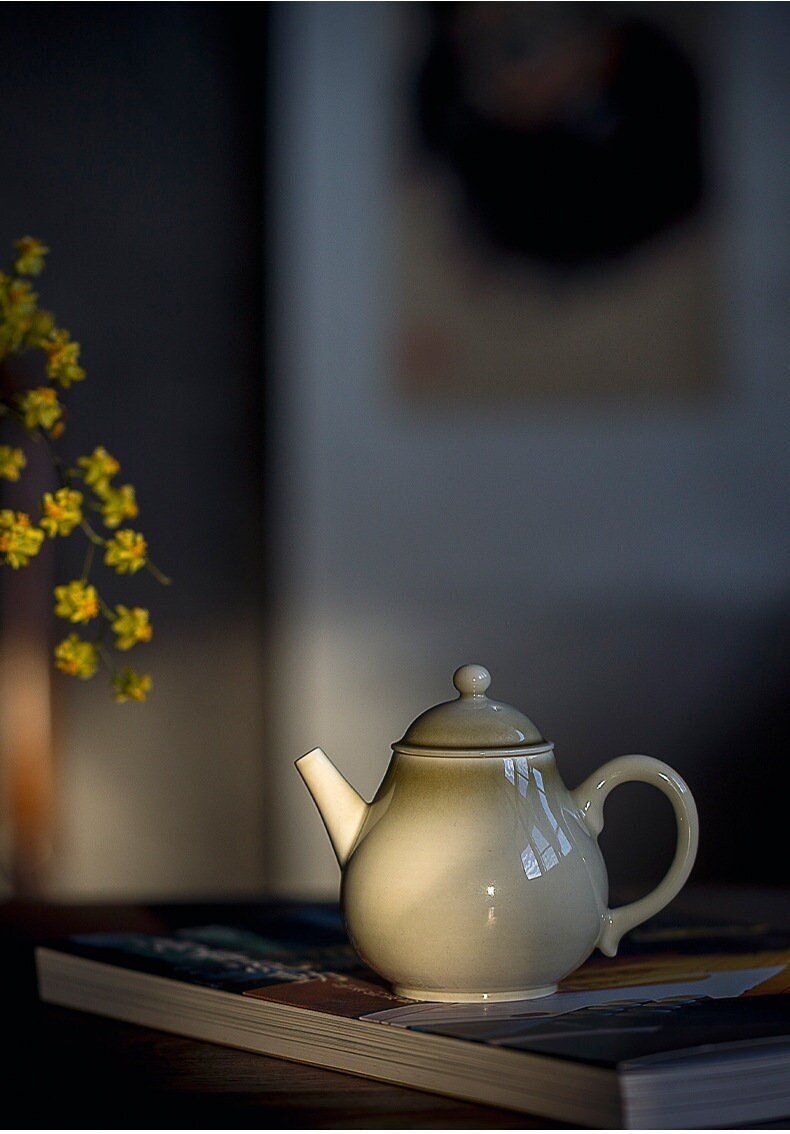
96;640;116;678
35;426;71;489
80;539;95;583
145;558;172;586
99;596;116;621
79;517;106;547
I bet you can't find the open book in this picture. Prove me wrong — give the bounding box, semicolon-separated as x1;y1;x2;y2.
35;902;790;1129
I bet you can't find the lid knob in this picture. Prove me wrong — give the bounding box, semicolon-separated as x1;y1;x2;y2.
453;664;491;698
395;664;545;751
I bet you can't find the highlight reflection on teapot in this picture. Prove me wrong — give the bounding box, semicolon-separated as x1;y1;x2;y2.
296;664;699;1003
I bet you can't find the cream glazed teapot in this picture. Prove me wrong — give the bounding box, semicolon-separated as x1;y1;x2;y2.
296;664;699;1003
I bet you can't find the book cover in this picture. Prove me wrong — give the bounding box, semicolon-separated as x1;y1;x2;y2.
35;904;790;1128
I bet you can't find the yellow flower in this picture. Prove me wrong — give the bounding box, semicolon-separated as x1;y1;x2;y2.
2;238;172;701
99;483;138;529
104;528;147;574
77;446;120;493
23;308;55;348
112;667;153;703
40;487;83;537
54;634;99;679
13;236;49;277
0;509;45;568
111;605;152;650
16;386;63;432
2;276;37;319
54;580;99;624
0;445;26;482
43;328;85;389
0;277;38;355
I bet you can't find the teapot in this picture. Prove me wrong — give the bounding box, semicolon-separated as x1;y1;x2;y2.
296;664;699;1002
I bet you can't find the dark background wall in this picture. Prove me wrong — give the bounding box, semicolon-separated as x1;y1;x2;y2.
0;2;787;901
0;2;267;618
263;2;790;900
0;2;270;898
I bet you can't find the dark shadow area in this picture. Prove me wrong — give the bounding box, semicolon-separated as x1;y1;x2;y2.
0;2;272;898
0;1;269;630
689;604;790;887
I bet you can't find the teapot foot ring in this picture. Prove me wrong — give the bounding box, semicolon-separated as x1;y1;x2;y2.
393;983;557;1003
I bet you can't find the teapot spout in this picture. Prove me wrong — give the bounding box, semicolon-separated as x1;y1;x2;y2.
295;747;369;867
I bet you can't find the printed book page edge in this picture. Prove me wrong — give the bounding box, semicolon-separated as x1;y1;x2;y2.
34;946;620;1128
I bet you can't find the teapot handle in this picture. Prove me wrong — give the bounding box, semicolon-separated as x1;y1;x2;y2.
571;755;699;956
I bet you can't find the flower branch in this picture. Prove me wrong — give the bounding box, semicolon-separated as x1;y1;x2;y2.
0;236;170;702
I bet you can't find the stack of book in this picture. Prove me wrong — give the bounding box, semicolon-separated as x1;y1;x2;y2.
35;902;790;1129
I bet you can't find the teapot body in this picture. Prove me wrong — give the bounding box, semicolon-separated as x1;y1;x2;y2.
342;746;608;1001
297;664;699;1003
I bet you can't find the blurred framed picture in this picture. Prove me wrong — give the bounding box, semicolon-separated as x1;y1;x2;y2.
393;3;719;406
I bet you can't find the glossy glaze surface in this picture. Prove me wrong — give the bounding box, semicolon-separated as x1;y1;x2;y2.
342;750;607;999
296;664;699;1001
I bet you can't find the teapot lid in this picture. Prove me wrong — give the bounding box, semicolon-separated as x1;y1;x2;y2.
394;664;547;753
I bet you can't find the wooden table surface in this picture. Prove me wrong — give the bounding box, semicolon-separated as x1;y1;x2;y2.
3;886;789;1129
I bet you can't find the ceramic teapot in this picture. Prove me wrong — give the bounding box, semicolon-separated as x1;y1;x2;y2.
296;664;699;1003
